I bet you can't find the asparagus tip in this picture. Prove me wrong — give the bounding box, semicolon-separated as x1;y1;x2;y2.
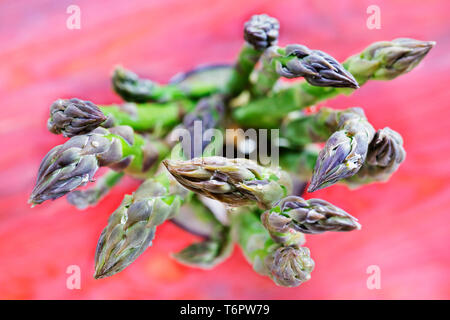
48;98;107;137
244;14;280;50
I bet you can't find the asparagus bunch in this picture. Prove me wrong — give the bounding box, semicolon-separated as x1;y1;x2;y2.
29;13;433;287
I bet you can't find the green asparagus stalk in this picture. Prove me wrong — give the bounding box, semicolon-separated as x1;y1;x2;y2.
93;117;233;278
251;44;359;97
163;156;292;209
112;66;219;103
231;209;314;287
29;126;169;205
279;145;321;181
172;197;233;269
233;38;435;128
94;172;189;278
224;14;280;98
66;170;124;209
262;196;360;242
282;107;365;148
100;101;195;135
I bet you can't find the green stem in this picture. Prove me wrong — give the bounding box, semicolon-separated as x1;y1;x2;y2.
99;100;195;135
233;81;354;128
231;208;279;276
279;147;320;180
224;43;262;98
249;48;281;97
282;107;341;148
103;129;170;178
112;66;220;103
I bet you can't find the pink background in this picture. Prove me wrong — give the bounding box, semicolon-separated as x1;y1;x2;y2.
0;0;449;299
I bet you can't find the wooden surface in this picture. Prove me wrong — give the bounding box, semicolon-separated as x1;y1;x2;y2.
0;0;449;299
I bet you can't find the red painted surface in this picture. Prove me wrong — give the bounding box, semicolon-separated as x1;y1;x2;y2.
0;0;449;299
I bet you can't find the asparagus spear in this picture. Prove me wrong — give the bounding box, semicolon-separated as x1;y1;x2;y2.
233;38;435;128
298;107;376;192
94;172;188;278
251;44;358;97
231;209;314;287
29;126;169;205
112;66;219;103
224;14;280;98
102;101;195;135
346;38;435;84
172;197;233;269
163;156;292;209
66;170;124;209
48;98;195;137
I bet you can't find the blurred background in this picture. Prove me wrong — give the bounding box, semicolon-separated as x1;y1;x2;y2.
0;0;449;299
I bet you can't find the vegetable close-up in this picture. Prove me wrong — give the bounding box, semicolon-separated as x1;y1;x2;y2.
1;0;449;300
27;11;433;287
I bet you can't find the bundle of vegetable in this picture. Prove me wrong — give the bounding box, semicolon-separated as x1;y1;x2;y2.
29;14;433;287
